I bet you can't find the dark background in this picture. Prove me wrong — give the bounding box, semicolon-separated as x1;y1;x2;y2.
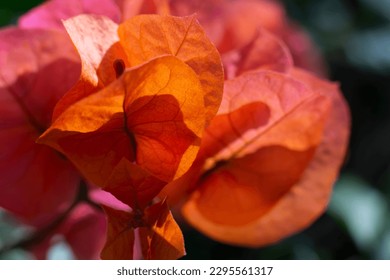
0;0;389;259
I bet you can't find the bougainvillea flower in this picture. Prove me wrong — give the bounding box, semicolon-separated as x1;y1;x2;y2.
38;14;223;190
221;28;293;79
183;73;348;246
36;14;222;259
18;0;324;75
18;0;171;30
1;0;350;260
18;0;162;31
163;66;350;247
36;15;223;259
0;27;81;226
101;200;184;259
167;0;326;76
18;0;121;31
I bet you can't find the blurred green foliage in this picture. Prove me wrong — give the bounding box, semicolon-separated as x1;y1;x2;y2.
0;0;42;26
0;211;33;260
330;175;390;258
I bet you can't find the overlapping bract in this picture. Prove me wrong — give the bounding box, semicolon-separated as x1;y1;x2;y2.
0;0;350;260
38;14;224;259
0;26;111;259
173;69;349;246
166;0;326;76
101;200;184;260
0;27;81;226
18;0;325;76
159;1;350;247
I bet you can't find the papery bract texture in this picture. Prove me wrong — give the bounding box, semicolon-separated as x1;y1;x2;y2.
118;14;224;124
40;55;206;186
221;29;293;79
39;14;223;190
167;0;326;76
18;0;323;74
171;69;350;247
3;0;350;258
18;0;121;30
101;200;185;260
161;24;349;245
37;14;223;259
0;27;81;226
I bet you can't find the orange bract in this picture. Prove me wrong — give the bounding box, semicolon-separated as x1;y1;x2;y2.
37;14;224;259
222;29;293;79
39;56;205;186
39;14;223;187
101;200;185;260
52;15;127;120
201;71;330;161
29;4;349;257
118;14;224;125
103;159;165;210
164;70;349;247
167;0;326;76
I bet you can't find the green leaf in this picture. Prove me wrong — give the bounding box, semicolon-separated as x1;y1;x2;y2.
329;174;388;252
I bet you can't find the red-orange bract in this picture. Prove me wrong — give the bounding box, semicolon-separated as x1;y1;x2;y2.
38;14;224;259
39;14;223;186
0;27;81;226
2;0;350;259
0;25;113;259
19;0;326;76
162;0;327;76
101;200;184;260
162;29;350;246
